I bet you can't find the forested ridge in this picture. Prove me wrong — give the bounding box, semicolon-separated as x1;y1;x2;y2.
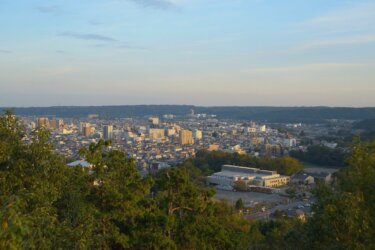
1;111;375;249
290;145;347;167
2;105;375;122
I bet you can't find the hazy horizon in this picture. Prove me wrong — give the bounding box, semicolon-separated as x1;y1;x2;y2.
2;104;375;109
1;0;375;107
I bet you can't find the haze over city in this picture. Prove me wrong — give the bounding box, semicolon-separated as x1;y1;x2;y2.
1;0;375;106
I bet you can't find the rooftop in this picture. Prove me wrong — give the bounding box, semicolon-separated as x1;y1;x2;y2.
67;160;92;168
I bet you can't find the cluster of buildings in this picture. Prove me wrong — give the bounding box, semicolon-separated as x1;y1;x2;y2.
22;115;201;169
20;110;306;173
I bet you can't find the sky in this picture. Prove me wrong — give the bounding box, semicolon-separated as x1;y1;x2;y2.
0;0;375;107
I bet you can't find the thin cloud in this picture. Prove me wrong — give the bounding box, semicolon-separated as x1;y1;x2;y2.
36;5;62;15
247;63;366;74
128;0;185;9
39;66;80;77
89;20;102;26
59;32;117;42
92;44;109;48
296;35;375;51
300;2;375;33
91;43;146;50
0;50;12;54
117;43;147;50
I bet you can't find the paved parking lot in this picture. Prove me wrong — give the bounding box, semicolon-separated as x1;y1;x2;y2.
214;189;286;206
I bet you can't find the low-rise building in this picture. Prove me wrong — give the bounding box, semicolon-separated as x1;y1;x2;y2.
207;165;290;190
149;161;170;173
291;171;315;185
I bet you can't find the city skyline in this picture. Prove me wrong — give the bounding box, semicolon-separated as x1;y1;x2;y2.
1;0;375;107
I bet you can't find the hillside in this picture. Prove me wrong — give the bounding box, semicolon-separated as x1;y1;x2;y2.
2;105;375;123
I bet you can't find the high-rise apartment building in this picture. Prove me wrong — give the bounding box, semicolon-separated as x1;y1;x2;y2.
80;122;92;136
149;128;165;141
49;119;58;130
37;117;50;128
180;129;193;145
194;129;203;140
58;119;65;131
103;125;113;140
83;126;93;137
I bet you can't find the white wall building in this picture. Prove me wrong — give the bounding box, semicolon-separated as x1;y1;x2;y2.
194;129;203;140
207;165;290;190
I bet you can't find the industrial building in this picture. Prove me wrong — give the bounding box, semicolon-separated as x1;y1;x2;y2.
206;165;290;190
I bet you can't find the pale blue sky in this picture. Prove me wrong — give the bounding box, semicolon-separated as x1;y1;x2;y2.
1;0;374;107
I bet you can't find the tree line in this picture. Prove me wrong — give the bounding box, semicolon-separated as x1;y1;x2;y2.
290;145;346;167
191;150;303;176
4;106;375;122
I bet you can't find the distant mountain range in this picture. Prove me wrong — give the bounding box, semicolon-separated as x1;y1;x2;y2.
2;105;375;123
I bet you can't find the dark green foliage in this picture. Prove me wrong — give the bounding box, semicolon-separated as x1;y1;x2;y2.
285;187;297;198
235;198;245;210
348;119;375;142
234;181;248;192
0;112;68;249
353;118;375;132
149;167;251;249
249;217;306;250
290;145;346;167
355;131;375;142
194;150;303;175
303;142;375;249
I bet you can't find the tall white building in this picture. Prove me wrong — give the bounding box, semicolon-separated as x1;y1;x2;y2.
194;129;203;140
259;125;267;133
283;138;297;147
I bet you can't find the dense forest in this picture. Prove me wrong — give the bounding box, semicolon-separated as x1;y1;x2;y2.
353;118;375;131
290;145;347;167
1;111;375;249
2;105;375;123
350;119;375;142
